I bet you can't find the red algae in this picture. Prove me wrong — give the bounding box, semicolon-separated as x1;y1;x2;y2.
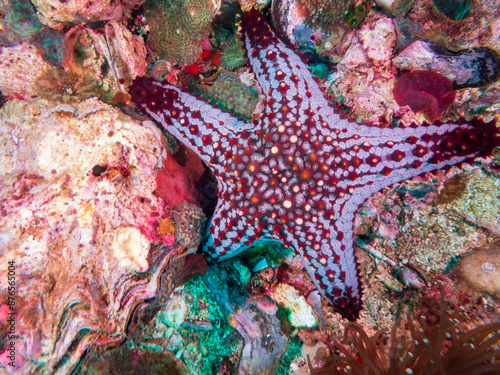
393;70;456;122
155;146;205;209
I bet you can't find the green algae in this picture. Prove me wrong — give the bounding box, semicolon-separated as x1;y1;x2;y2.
164;276;243;374
244;240;294;271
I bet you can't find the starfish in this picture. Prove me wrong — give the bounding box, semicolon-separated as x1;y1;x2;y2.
129;10;499;320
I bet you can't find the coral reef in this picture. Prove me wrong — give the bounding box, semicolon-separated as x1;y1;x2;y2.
102;21;149;86
1;0;499;373
271;0;352;58
327;12;399;124
294;0;354;36
345;3;370;29
325;0;500;125
130;8;500;323
72;22;148;99
219;35;248;70
205;71;259;118
0;21;147;103
393;0;498;51
129;261;246;374
202;262;289;374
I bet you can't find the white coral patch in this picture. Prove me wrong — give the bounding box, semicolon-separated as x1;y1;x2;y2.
270;284;318;328
112;226;150;272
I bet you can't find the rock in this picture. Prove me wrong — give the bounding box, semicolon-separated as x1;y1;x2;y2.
269;283;318;328
31;0;141;28
172;202;207;249
457;241;500;299
159;295;188;327
375;0;415;17
104;22;148;81
0;23;147;103
327;13;400;125
0;44;52;99
0;98;189;374
393;41;500;89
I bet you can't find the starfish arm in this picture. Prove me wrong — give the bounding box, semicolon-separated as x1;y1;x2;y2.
203;184;262;260
302;117;499;320
332;117;500;202
129;77;256;170
293;218;362;321
240;10;341;134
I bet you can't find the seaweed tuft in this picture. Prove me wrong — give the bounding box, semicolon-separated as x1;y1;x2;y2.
310;290;500;374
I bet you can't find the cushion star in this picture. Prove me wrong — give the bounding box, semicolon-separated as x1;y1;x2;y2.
129;10;500;320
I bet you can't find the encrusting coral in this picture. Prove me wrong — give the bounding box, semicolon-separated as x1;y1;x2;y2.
204;70;259;118
294;0;355;36
144;0;219;66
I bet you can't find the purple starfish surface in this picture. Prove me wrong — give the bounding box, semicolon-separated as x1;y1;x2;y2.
129;10;499;320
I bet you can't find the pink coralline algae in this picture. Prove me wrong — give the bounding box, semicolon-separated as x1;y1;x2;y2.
129;9;500;321
327;13;400;124
0;98;194;373
393;70;456;122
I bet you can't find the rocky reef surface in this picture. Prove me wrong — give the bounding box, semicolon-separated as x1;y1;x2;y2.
0;98;199;373
0;0;499;373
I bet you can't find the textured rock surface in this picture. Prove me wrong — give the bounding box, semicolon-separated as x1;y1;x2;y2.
457;241;500;299
327;13;400;125
172;202;207;249
0;44;52;99
393;41;500;90
32;0;141;28
0;98;186;374
0;22;147;102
